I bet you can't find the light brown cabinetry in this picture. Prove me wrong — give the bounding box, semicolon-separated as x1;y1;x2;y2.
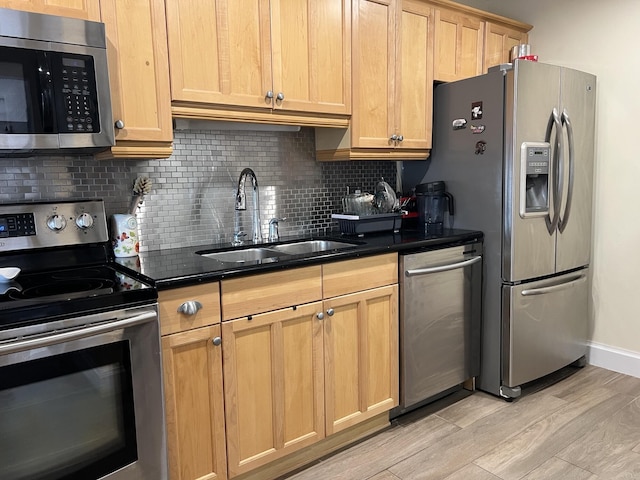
0;0;100;20
316;0;433;161
322;254;399;434
221;302;325;477
97;0;173;160
432;6;484;82
165;0;351;127
220;254;398;477
160;284;227;480
483;21;528;71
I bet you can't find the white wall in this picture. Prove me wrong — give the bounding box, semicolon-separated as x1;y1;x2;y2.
456;0;640;375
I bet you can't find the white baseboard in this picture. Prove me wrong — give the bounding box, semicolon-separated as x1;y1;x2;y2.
587;341;640;378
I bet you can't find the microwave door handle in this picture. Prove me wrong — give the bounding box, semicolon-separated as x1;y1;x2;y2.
544;108;563;234
558;108;574;233
37;52;54;132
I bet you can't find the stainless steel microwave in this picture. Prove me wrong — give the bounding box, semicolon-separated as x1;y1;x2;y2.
0;7;114;154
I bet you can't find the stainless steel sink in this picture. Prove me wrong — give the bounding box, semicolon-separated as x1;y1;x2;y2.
197;239;360;264
199;248;288;263
267;240;358;255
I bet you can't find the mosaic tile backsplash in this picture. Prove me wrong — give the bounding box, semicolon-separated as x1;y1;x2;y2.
0;128;397;252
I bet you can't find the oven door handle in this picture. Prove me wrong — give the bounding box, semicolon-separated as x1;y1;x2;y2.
0;310;157;356
405;255;482;276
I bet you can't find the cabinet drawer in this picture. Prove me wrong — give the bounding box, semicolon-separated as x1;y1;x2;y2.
221;266;322;321
159;283;221;336
322;253;398;298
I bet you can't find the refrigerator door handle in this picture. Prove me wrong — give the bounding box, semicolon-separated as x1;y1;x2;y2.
544;108;563;235
558;108;575;233
520;274;586;296
405;255;482;276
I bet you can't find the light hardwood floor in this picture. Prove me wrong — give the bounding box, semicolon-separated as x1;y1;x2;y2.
285;365;640;480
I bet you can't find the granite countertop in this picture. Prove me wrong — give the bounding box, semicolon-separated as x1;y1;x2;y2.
115;228;483;290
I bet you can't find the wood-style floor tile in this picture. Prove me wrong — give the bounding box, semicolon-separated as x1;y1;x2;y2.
474;386;628;480
387;393;567;480
287;367;640;480
442;464;502;480
287;414;458;480
519;457;598;480
435;391;508;429
366;471;402;480
557;396;640;474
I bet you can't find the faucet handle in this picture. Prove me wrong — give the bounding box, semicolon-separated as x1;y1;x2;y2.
268;218;285;242
232;231;247;246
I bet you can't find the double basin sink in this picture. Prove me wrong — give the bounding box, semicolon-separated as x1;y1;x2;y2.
196;239;360;264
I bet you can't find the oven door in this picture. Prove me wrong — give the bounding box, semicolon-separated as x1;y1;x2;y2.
0;306;166;480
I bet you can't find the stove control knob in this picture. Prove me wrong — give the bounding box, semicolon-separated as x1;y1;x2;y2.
47;215;67;231
75;212;94;229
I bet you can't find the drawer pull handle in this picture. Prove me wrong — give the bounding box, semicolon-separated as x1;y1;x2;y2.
177;300;203;315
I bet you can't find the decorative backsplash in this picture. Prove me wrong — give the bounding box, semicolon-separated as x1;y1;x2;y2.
0;128;397;252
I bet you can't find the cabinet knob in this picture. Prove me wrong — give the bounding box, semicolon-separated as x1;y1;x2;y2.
326;308;335;316
316;312;325;320
398;135;404;142
265;90;274;99
276;92;285;102
114;119;125;129
177;300;203;316
390;134;398;142
212;336;222;346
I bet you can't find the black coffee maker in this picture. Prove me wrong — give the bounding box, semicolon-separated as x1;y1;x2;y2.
415;181;454;234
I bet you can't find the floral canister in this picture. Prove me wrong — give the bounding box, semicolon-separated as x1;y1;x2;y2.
110;213;139;257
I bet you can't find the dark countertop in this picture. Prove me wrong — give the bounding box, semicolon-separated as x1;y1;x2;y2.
115;228;483;290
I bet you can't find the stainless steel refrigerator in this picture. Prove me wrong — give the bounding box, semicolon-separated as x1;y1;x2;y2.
404;60;596;399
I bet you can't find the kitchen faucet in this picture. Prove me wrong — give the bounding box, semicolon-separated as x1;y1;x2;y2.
233;168;262;245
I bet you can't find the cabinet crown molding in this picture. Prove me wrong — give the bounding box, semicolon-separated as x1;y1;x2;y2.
426;0;533;31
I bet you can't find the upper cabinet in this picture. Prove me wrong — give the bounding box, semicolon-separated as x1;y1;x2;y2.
483;21;529;71
432;7;484;82
165;0;351;127
97;0;173;160
0;0;100;20
316;0;434;161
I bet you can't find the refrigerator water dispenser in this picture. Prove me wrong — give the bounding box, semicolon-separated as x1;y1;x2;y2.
520;142;550;217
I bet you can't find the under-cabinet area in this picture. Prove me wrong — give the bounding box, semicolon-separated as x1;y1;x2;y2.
159;253;400;480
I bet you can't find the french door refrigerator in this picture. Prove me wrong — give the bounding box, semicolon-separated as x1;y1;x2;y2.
406;59;596;399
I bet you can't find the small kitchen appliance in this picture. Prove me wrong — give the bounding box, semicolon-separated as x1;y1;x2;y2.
0;200;166;480
415;181;454;234
0;8;114;153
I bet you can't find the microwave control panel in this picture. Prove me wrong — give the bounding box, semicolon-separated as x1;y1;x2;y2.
52;54;100;134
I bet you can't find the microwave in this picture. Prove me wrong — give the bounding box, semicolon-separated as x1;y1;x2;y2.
0;8;114;154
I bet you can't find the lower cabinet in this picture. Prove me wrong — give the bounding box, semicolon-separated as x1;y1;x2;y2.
324;284;399;435
221;302;325;477
161;254;399;479
160;285;228;480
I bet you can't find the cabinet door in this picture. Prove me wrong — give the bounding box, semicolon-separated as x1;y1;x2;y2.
166;0;273;109
397;0;433;149
323;285;399;435
0;0;100;20
162;325;227;480
433;8;484;82
100;0;173;155
222;303;325;477
351;0;396;148
484;22;528;71
270;0;351;115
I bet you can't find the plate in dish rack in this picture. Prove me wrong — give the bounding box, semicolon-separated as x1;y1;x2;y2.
0;267;21;282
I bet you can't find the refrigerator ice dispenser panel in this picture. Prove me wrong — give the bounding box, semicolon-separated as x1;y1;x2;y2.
520;142;550;218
